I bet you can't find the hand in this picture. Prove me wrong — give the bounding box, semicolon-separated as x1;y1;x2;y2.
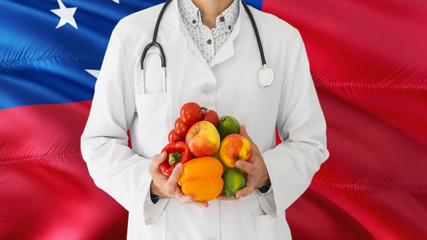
217;125;270;201
149;152;208;208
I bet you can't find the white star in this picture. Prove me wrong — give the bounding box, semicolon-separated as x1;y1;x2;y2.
51;0;78;29
113;0;120;3
85;69;100;78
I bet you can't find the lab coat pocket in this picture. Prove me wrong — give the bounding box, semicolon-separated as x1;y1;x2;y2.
256;214;291;239
135;92;172;158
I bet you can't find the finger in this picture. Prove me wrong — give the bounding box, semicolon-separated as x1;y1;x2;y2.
217;195;239;201
155;152;167;164
176;192;193;204
149;152;167;178
235;160;256;175
155;163;181;197
168;162;183;184
177;194;208;208
239;125;255;145
191;200;209;208
149;152;167;172
184;195;209;208
236;186;253;198
239;125;261;159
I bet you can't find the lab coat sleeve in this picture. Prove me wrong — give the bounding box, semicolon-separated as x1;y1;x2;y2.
80;27;168;225
256;30;329;217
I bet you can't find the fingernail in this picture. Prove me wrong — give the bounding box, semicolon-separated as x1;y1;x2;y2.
235;161;241;167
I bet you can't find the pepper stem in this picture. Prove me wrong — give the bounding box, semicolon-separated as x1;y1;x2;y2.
169;152;182;166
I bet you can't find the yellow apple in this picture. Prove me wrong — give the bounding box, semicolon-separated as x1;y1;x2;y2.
186;121;221;157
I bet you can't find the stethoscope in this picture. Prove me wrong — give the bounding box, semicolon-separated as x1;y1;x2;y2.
140;0;274;94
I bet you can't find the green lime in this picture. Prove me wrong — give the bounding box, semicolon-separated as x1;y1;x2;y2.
217;116;240;140
222;168;246;198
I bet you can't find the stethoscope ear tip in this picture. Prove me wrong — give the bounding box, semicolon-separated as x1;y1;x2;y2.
258;66;274;88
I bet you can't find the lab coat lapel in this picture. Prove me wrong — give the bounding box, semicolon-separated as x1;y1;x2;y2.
171;0;244;69
172;0;211;69
210;0;244;68
181;24;210;69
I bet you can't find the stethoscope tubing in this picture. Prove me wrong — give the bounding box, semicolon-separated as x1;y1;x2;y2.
140;0;172;70
141;0;267;70
140;0;274;91
240;1;266;66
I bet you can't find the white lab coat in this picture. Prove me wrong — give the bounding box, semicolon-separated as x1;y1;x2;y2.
81;1;329;239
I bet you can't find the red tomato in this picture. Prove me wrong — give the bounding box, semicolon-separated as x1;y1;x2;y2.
180;102;202;125
201;108;219;127
174;117;191;137
168;129;184;142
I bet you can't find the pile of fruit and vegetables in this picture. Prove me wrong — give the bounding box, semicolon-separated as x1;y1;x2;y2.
159;102;252;201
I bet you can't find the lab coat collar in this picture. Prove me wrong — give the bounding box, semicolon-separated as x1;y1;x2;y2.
172;0;244;69
173;0;209;68
177;0;202;27
209;0;244;68
178;0;239;33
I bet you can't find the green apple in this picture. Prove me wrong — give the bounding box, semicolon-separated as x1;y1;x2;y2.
217;116;240;140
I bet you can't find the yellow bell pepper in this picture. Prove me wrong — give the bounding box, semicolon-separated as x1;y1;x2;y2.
178;157;223;201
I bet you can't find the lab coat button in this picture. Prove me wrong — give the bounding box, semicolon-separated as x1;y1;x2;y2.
204;88;213;95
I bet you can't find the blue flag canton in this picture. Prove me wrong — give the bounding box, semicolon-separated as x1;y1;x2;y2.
0;0;263;110
0;0;163;110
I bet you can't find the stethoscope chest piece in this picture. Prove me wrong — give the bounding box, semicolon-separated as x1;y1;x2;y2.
258;65;274;88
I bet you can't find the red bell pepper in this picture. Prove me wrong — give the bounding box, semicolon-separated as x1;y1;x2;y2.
159;141;192;177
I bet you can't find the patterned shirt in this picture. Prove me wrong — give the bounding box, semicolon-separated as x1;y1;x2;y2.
178;0;240;65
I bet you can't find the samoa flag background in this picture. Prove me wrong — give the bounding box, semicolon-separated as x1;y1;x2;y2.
1;0;426;239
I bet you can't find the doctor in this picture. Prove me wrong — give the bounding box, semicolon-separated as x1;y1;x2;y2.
81;0;329;239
